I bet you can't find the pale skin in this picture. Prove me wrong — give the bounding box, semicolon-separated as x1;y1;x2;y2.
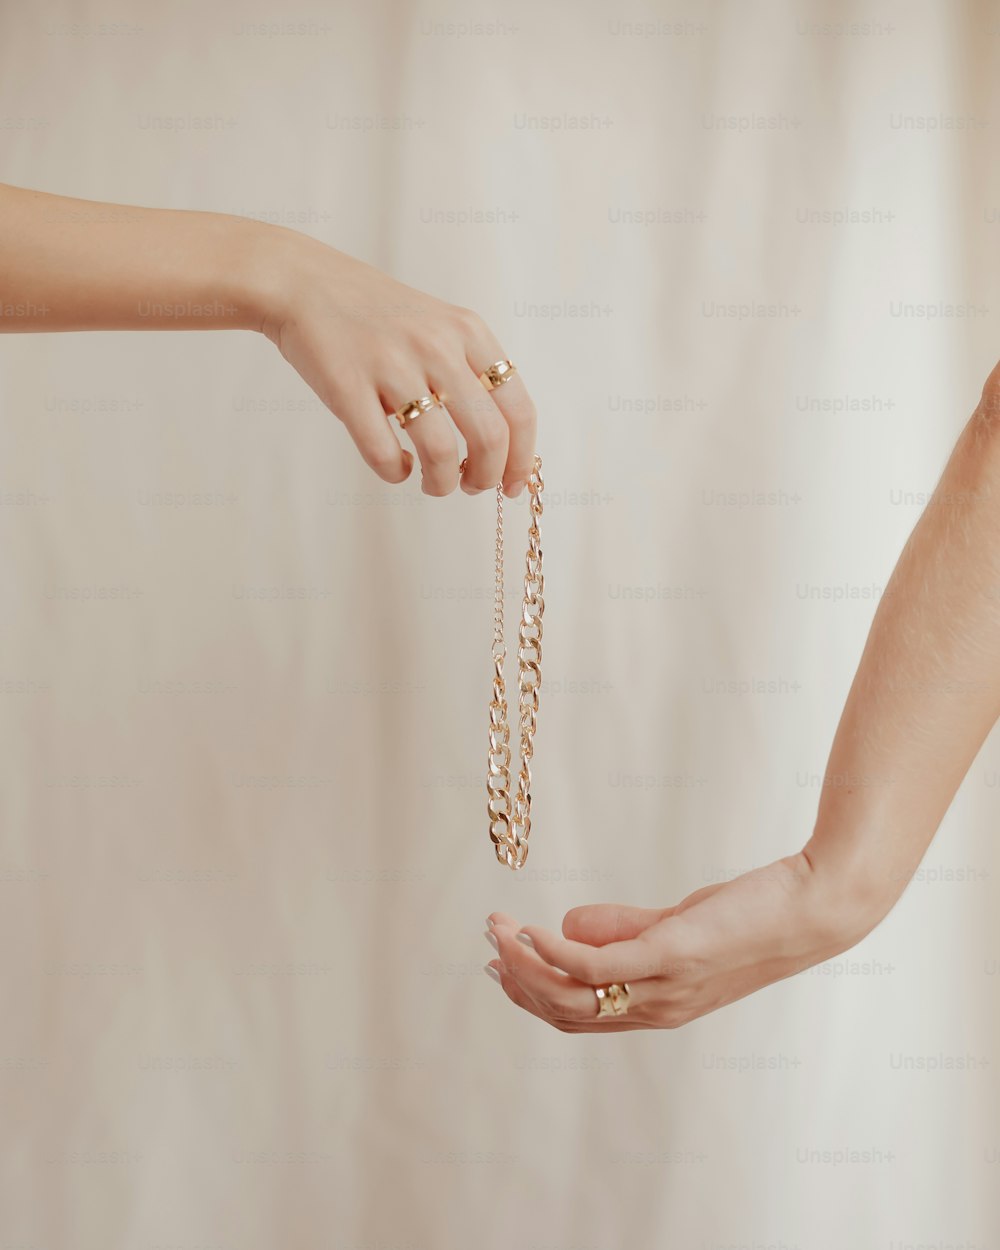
4;186;995;1035
0;182;536;496
487;368;1000;1030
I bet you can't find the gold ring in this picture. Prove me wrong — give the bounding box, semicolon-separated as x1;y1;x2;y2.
395;393;442;428
594;982;630;1018
479;360;517;391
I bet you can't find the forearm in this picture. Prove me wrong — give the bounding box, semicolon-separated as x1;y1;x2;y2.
804;374;1000;930
0;182;274;332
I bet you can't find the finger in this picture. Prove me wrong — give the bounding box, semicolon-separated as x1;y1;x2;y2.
431;366;508;495
490;939;652;1032
380;381;460;497
515;923;664;984
562;903;672;946
490;956;619;1034
490;921;597;1024
329;386;414;485
479;371;537;498
487;958;555;1027
487;910;519;930
457;310;537;497
485;950;547;1020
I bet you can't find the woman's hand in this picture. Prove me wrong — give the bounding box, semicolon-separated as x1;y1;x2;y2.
0;182;536;498
255;227;537;497
485;853;883;1032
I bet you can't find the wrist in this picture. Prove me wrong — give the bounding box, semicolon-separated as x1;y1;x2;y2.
799;836;899;952
229;218;306;342
152;210;282;335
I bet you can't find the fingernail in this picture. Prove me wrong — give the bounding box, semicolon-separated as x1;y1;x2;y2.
516;932;534;948
485;929;499;951
485;916;495;929
484;964;501;983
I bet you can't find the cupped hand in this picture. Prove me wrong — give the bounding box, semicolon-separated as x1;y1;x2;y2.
485;853;877;1032
254;227;536;496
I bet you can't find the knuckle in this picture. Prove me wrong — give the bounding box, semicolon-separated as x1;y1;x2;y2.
477;419;509;457
453;304;488;338
420;434;455;469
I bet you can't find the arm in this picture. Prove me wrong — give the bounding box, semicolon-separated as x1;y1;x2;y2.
0;181;264;333
802;377;1000;924
487;367;1000;1031
0;181;535;496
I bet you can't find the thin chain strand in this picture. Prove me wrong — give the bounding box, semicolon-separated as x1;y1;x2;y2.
487;455;544;869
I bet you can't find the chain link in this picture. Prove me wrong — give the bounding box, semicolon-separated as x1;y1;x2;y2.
487;455;544;869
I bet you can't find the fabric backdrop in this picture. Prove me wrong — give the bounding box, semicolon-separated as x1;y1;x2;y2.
2;0;999;1246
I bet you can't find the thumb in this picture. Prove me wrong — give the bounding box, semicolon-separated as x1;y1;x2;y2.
562;903;671;946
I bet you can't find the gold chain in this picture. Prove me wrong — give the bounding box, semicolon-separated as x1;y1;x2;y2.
487;455;544;869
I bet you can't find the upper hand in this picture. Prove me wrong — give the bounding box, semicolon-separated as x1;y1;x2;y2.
252;226;536;497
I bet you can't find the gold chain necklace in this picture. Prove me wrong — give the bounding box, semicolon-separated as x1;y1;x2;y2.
486;455;544;869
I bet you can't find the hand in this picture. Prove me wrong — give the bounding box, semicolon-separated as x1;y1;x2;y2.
0;184;536;497
254;227;537;497
485;853;879;1032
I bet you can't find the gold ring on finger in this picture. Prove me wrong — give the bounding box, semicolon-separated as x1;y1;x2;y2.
395;393;442;429
479;360;517;391
594;982;631;1018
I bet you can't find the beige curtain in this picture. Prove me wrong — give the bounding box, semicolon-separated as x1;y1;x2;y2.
2;0;998;1244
